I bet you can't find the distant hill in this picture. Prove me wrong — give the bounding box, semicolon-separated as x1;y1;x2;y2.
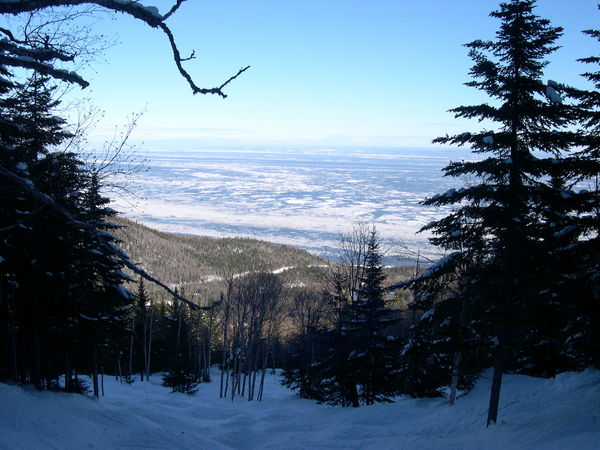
113;217;327;300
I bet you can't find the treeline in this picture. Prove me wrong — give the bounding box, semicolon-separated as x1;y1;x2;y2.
114;225;409;400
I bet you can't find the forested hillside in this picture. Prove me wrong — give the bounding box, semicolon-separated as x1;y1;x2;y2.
113;217;415;300
114;217;327;298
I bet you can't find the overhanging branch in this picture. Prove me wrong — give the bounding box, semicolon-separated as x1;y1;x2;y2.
0;1;250;96
158;22;250;98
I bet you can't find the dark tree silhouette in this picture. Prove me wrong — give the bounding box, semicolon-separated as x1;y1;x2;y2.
408;0;593;425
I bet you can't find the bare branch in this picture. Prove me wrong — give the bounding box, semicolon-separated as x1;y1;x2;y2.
158;22;250;98
180;49;194;62
0;27;24;43
162;0;185;22
218;65;251;93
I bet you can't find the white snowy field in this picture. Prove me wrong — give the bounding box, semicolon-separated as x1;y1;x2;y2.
109;147;472;257
1;369;599;450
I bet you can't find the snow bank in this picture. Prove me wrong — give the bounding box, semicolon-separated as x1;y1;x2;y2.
0;368;598;449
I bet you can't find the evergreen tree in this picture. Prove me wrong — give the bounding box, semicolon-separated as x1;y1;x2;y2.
352;228;400;405
284;227;401;407
0;74;132;391
411;0;585;425
134;277;150;381
0;75;81;388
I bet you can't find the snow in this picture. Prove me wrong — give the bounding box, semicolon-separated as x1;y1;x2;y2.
559;190;572;199
554;225;576;238
79;313;98;321
421;251;460;278
420;308;434;321
112;0;162;18
0;369;598;449
444;188;456;198
546;85;563;104
113;284;131;299
547;79;560;89
144;5;161;17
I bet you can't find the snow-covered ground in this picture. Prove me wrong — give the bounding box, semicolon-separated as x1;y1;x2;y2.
1;369;599;449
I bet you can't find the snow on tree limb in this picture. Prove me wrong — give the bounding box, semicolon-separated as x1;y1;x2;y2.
0;53;88;87
0;0;249;96
0;39;74;62
0;162;219;311
0;1;164;26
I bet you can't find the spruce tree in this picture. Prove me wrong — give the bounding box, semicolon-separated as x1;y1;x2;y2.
353;228;400;405
412;0;582;425
288;227;400;407
0;74;133;390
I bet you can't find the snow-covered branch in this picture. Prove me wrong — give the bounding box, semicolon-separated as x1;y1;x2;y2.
0;0;249;96
0;53;88;86
0;1;164;26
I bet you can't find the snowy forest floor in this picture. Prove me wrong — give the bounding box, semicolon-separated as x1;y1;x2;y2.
1;369;599;449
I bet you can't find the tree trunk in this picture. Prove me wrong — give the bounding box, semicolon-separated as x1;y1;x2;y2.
207;309;213;381
92;348;99;399
224;352;230;398
128;316;135;381
186;309;192;370
116;356;122;383
449;351;462;406
146;310;153;381
258;342;269;401
175;306;182;358
230;352;238;402
487;344;505;426
141;308;147;382
10;299;19;384
65;353;71;392
270;341;276;375
33;323;43;390
220;303;229;398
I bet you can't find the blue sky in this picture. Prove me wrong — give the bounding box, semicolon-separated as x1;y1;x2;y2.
77;0;598;150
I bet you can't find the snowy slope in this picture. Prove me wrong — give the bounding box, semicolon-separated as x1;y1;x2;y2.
1;369;598;449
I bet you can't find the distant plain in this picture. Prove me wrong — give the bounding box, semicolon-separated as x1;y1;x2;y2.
112;147;475;258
